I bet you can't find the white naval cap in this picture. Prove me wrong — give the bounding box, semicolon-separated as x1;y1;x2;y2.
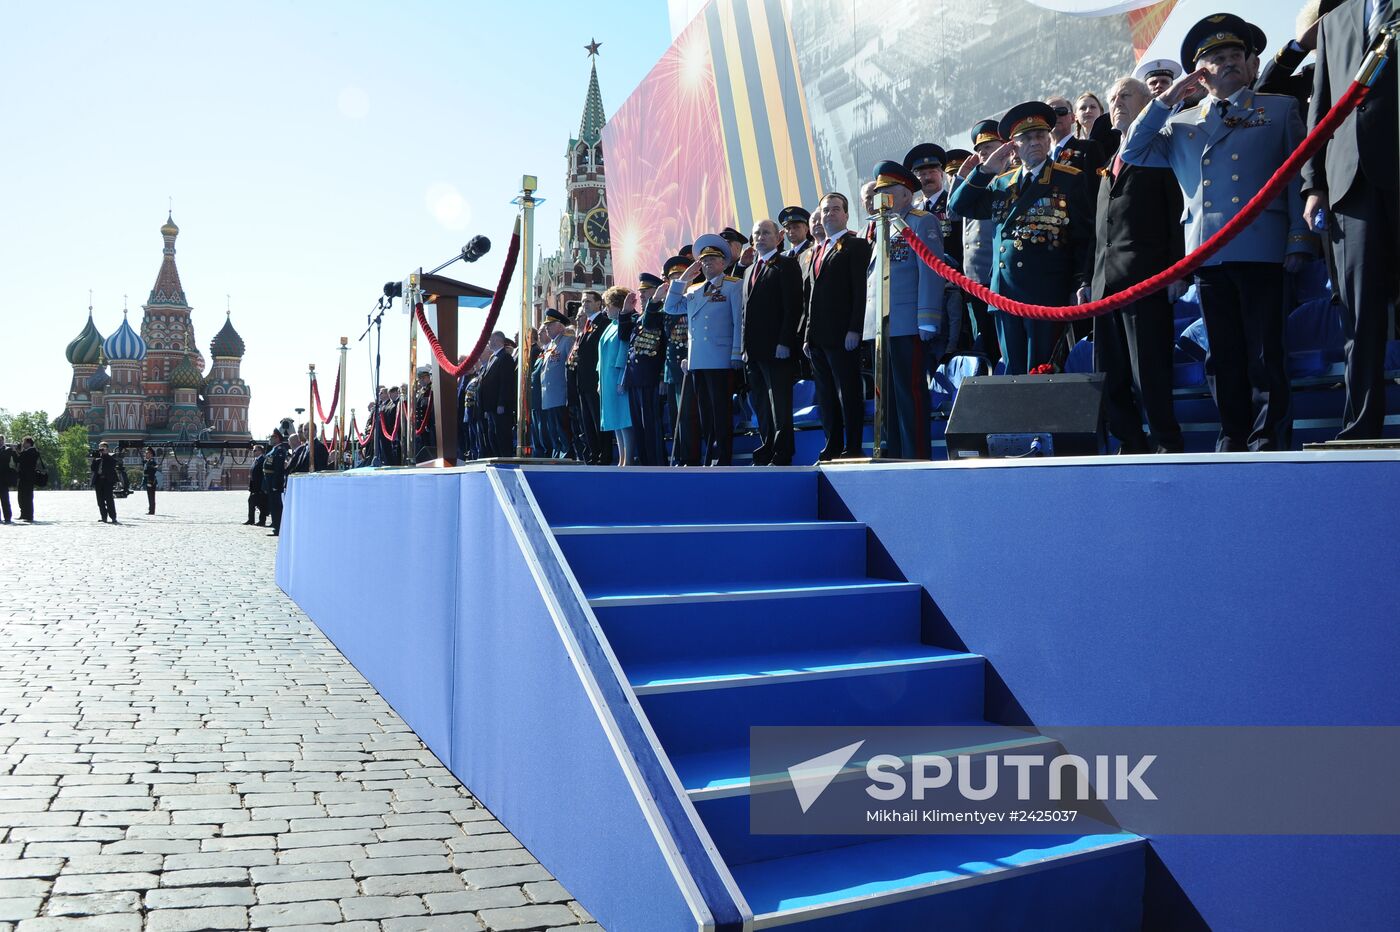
1134;58;1183;83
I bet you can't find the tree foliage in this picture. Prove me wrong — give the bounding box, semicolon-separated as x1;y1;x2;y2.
0;410;94;488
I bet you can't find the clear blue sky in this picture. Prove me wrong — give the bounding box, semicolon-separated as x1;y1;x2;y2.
0;0;671;435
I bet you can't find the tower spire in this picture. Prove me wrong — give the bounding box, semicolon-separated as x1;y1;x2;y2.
578;43;606;147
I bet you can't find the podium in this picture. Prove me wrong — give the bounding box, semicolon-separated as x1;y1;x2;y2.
421;273;494;466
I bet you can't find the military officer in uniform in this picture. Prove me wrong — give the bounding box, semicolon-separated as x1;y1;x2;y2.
1122;12;1315;451
539;309;573;459
955;120;1007;365
865;160;953;459
263;428;290;537
720;227;750;278
625;273;670;466
950;101;1096;374
661;234;744;466
661;254;701;466
780;206;814;258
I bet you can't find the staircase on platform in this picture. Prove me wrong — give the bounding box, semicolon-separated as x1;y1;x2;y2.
522;468;1145;930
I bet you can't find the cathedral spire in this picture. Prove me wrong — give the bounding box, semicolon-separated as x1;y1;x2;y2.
148;212;188;307
577;45;606;147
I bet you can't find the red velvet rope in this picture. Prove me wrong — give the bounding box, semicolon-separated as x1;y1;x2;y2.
414;392;433;435
416;226;521;378
901;78;1372;321
379;403;401;443
311;369;340;424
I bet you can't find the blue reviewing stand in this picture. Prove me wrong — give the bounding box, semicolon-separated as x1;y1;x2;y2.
278;454;1400;931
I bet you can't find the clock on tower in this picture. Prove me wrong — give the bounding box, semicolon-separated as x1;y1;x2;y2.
584;206;610;247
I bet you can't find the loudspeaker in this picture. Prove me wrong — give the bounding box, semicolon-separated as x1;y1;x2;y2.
945;373;1106;458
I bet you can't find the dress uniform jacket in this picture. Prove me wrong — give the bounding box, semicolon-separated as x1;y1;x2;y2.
663;276;744;370
863;208;951;340
1121;90;1314;264
949;161;1096;306
541;334;573;410
624;308;668;388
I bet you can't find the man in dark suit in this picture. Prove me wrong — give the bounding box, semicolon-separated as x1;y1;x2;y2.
1092;77;1186;454
570;293;609;463
0;435;14;524
1046;95;1108;174
15;438;38;523
738;219;805;465
1304;0;1398;440
476;332;518;457
246;443;267;525
262;429;289;537
92;442;120;524
804;192;872;459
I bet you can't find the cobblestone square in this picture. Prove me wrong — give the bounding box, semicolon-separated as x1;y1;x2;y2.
0;492;595;932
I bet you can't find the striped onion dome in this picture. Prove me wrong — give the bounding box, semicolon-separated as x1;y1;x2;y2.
168;356;203;390
65;314;104;365
103;314;147;362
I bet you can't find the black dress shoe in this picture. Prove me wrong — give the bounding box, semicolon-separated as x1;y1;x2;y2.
770;456;793;467
841;447;866;459
817;447;838;462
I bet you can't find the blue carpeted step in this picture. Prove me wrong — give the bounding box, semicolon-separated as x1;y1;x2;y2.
523;466;818;526
554;522;868;595
734;832;1145;930
629;643;976;695
640;657;984;760
590;580;922;673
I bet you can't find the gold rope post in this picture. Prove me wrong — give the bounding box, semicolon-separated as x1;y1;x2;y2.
405;272;421;466
307;363;318;473
871;192;893;460
515;175;539;457
338;336;349;470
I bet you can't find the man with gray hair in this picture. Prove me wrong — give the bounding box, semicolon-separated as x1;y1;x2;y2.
737;218;804;465
1092;76;1185;454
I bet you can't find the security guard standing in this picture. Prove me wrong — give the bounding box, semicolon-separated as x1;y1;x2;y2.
950;101;1096;374
662;234;744;466
866;160;952;459
263;428;290;537
1122;12;1315;450
413;365;436;463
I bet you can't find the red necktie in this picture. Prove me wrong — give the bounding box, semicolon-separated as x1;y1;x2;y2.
747;257;764;295
813;242;827;277
1112;154;1125;179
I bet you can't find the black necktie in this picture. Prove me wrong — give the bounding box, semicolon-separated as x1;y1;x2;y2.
1216;99;1230;118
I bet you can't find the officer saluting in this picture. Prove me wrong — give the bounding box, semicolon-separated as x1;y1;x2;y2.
1121;12;1315;451
950;101;1096;374
866;160;952;459
661;253;701;466
661;234;744;466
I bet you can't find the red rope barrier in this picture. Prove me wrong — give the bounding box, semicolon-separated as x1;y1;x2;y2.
379;403;401;443
903;77;1373;321
311;369;340;424
414;392;433;435
416;223;522;378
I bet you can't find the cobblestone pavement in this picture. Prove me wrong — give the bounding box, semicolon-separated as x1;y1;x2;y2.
0;492;596;932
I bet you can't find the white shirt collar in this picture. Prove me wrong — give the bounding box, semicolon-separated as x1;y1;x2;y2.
1022;160;1048;181
757;247;779;263
825;229;849;243
1208;87;1248;108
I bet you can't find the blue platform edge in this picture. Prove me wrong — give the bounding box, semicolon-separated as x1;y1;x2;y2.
277;468;746;932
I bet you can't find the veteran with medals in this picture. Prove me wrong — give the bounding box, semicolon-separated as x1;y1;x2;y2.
950;101;1096;374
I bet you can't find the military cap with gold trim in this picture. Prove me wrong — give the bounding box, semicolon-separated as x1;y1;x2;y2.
871;159;920;192
663;254;690;276
970;119;1002;148
902;143;947;173
778;205;810;225
694;233;732;264
638;272;663;289
999;102;1057;141
720;226;749;246
943;148;972;174
1180;13;1265;68
544;308;570;325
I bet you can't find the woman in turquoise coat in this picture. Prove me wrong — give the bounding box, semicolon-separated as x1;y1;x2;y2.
596;286;634;465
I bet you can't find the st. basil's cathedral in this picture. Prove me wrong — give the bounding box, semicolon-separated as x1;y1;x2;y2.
57;214;255;490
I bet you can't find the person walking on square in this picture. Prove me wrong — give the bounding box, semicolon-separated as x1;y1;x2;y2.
15;438;39;523
142;447;158;515
92;442;120;524
246;443;267;525
0;434;15;524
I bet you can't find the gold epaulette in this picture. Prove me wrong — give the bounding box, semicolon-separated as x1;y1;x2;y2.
685;282;706;294
995;169;1019;181
723;275;741;283
908;207;929;216
1051;162;1082;175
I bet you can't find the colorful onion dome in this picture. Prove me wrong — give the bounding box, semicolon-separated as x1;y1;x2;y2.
65;314;105;365
161;212;179;237
53;411;78;431
103;313;147;362
87;365;111;392
209;313;245;358
168;356;203;390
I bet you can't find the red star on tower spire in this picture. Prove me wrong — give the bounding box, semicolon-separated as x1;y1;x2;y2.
584;38;602;57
